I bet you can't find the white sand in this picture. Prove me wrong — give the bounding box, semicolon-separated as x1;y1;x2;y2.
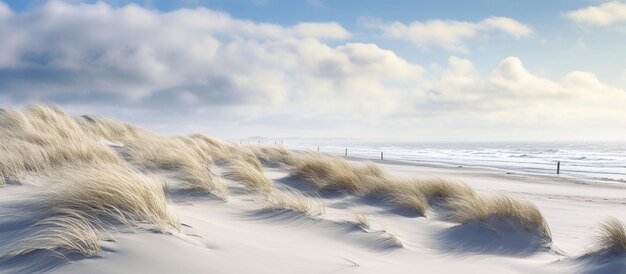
2;158;626;273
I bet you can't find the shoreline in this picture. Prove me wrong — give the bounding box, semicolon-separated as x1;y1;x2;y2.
289;148;626;186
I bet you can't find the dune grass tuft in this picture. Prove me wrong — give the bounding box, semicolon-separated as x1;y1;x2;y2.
44;164;180;229
0;106;124;186
224;158;273;196
592;217;626;255
123;136;229;200
349;212;371;230
2;163;180;259
389;191;429;216
221;145;263;170
79;115;230;200
3;212;109;258
289;153;364;193
446;193;552;240
251;145;298;166
382;178;475;216
0;106;229;200
265;188;325;216
382;226;404;248
404;178;475;200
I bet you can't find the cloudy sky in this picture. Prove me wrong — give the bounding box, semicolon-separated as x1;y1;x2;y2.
1;0;625;141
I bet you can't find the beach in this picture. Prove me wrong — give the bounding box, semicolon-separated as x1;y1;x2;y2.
1;106;625;274
4;153;626;273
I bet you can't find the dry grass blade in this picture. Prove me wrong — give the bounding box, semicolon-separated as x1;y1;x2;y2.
593;217;626;255
382;226;404;248
390;192;428;216
265;188;325;216
349;212;371;230
224;158;273;196
251;145;298;166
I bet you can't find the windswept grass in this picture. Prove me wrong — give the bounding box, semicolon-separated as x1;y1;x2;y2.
0;105;226;259
382;226;404;248
44;164;180;229
289;153;475;216
76;114;152;142
265;188;325;216
446;193;552;241
385;178;475;216
389;191;428;216
123;136;229;200
349;212;371;230
2;163;179;259
288;152;551;239
592;217;626;255
224;158;273;196
251;145;298;166
79;114;230;200
290;153;363;192
0;105;556;259
3;212;109;258
0;106;229;200
232;145;267;170
399;178;475;200
0;106;123;186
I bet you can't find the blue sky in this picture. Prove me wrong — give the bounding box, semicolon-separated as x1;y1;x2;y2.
0;0;625;141
5;0;622;79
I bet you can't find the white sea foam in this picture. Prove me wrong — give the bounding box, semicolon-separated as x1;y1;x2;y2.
282;141;626;182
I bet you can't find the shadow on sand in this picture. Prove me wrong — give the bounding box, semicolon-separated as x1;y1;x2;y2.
0;249;99;274
244;209;403;251
572;252;626;274
434;217;552;257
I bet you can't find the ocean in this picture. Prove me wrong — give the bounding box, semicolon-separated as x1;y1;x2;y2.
280;141;626;183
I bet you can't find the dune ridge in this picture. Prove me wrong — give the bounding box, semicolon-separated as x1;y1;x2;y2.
1;105;623;273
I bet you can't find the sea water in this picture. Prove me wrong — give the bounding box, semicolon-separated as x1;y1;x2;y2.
281;141;626;183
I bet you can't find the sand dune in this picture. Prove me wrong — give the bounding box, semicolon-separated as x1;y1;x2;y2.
1;105;625;273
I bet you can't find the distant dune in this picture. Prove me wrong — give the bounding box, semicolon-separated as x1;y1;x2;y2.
0;105;625;273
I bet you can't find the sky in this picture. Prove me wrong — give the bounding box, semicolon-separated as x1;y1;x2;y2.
0;0;625;141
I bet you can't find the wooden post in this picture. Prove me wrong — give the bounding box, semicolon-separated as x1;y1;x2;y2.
381;151;384;160
317;146;319;152
557;161;560;174
345;148;347;157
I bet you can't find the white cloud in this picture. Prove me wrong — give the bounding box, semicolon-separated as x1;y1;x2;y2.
417;56;626;129
372;17;533;52
0;1;10;17
0;1;419;118
566;1;626;26
0;1;625;140
288;22;351;40
479;17;533;38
